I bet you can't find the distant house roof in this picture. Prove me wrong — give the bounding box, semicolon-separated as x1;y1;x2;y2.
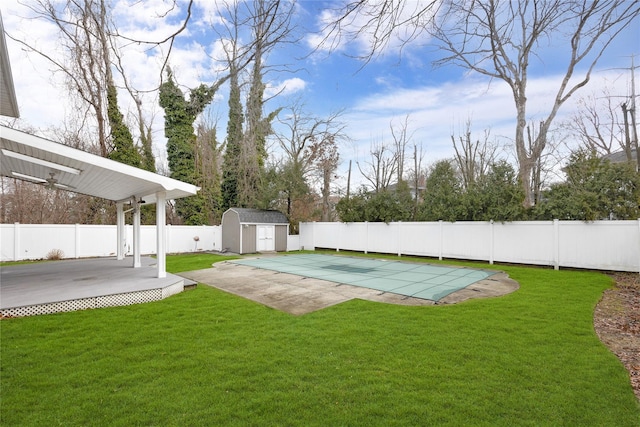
229;208;288;224
602;149;637;164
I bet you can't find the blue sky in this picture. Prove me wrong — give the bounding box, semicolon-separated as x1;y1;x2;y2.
2;0;639;192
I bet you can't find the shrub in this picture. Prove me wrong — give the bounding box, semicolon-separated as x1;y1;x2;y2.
46;249;65;260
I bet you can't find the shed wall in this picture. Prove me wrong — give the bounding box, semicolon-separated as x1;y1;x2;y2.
221;211;240;253
275;225;287;252
242;225;257;254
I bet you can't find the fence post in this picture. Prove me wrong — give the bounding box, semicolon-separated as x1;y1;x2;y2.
438;220;443;261
553;219;560;270
489;220;494;265
13;222;20;261
364;222;368;254
397;222;402;257
74;223;80;258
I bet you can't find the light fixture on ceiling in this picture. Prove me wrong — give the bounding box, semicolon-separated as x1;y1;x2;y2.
1;148;82;175
11;171;47;183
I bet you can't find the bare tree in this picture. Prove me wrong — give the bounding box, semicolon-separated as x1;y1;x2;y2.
310;135;340;222
407;142;427;220
357;138;398;193
322;0;639;207
451;119;497;190
564;87;626;156
432;0;640;207
390;115;413;182
315;1;440;64
8;0;194;156
274;101;345;215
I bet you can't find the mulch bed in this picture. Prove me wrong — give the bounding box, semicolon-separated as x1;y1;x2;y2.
594;272;640;402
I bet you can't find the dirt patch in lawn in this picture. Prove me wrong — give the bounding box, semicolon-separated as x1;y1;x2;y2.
594;272;640;402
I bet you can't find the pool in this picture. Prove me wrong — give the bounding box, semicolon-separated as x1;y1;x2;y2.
232;254;496;301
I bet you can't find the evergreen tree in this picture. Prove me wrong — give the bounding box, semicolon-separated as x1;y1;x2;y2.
221;67;244;211
159;68;217;224
418;160;463;221
463;161;525;221
139;127;156;172
107;84;141;168
535;150;640;220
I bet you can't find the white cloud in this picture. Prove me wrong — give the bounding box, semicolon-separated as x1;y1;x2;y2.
266;77;306;98
340;69;634;172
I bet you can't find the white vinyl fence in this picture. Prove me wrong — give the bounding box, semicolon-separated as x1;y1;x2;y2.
298;220;639;273
1;223;222;261
4;221;637;272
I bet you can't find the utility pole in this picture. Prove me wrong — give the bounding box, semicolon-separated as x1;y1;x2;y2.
346;159;351;200
611;55;640;169
629;55;639;170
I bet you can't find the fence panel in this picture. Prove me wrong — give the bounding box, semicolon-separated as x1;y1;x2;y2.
398;222;441;257
298;220;640;272
1;223;221;261
559;221;638;272
367;223;399;254
441;222;491;261
493;222;555;266
78;225;118;258
0;224;16;261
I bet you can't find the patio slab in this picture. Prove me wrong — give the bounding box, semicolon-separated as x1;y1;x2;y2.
0;257;189;317
180;255;519;315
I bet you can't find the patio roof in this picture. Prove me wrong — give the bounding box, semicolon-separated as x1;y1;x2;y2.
0;125;199;204
0;12;19;118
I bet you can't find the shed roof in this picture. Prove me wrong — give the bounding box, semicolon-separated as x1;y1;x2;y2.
228;208;288;224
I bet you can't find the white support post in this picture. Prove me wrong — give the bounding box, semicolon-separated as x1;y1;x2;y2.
116;202;124;260
133;200;141;268
156;191;167;278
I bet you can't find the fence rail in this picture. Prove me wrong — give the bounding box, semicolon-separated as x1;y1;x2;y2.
298;220;639;273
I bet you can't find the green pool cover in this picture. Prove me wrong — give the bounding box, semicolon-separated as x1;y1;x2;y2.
232;254;496;301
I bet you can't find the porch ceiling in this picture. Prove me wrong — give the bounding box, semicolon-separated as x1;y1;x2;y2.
0;125;199;204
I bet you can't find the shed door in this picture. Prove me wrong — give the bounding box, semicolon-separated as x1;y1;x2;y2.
257;225;275;251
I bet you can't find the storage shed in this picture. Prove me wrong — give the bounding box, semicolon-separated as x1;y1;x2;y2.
221;208;289;254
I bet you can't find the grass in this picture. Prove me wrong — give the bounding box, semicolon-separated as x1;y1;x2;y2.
164;252;239;273
1;253;639;426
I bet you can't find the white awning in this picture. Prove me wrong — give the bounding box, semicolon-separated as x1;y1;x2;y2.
0;125;199;204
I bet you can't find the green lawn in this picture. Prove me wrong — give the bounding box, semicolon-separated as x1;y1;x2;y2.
1;253;638;426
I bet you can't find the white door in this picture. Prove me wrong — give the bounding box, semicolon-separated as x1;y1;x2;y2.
257;225;275;252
